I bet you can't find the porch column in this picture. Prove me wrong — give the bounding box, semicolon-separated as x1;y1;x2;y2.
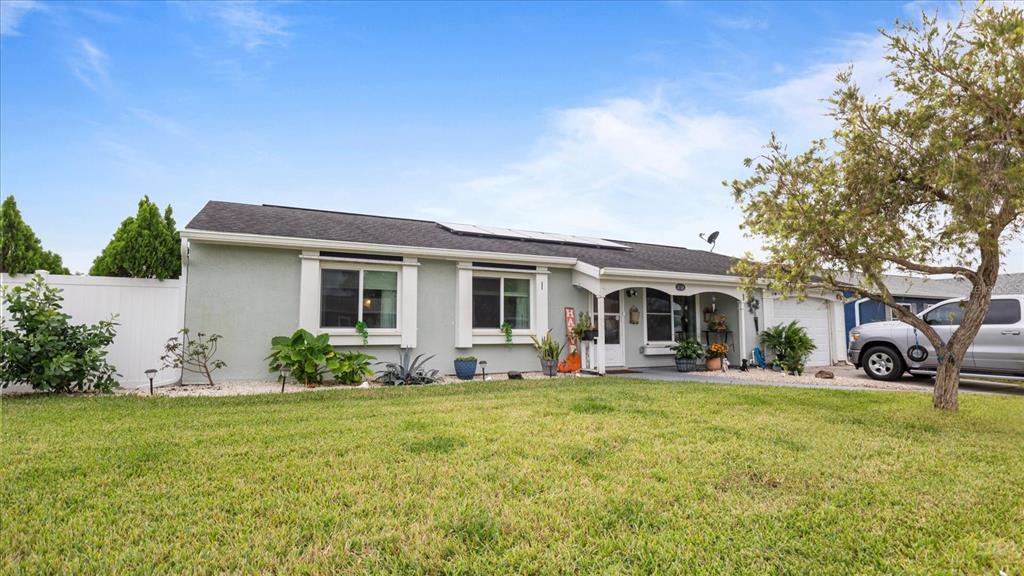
596;295;606;375
738;295;747;365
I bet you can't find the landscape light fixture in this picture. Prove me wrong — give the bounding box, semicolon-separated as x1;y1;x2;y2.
280;365;291;393
479;360;488;381
144;368;158;396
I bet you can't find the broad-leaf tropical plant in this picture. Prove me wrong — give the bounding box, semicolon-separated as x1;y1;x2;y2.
267;329;336;387
331;351;376;385
728;3;1023;411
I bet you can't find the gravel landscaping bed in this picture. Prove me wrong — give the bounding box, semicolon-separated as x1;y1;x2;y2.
689;364;931;392
114;371;594;397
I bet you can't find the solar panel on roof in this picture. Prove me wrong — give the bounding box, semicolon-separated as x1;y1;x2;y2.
438;222;629;250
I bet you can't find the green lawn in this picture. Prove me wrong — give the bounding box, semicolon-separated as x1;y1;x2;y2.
2;379;1023;575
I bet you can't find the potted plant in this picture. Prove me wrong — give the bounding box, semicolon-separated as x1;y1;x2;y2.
572;312;597;341
530;330;565;377
670;337;704;372
708;313;729;333
453;355;478;380
760;321;816;375
705;342;729;371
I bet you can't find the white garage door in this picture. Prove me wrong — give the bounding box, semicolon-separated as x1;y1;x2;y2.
770;298;832;366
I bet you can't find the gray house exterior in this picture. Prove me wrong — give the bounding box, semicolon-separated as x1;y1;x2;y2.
181;201;846;381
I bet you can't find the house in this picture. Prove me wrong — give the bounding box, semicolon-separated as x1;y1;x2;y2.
994;273;1024;295
842;275;971;340
179;201;847;381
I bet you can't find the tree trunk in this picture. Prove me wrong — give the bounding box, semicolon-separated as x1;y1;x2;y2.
932;353;961;411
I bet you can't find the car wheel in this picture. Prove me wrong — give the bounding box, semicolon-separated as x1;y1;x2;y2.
862;347;904;381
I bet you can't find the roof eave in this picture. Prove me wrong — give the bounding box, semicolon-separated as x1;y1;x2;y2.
180;228;579;267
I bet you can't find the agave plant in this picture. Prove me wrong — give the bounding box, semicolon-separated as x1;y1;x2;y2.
377;349;440;385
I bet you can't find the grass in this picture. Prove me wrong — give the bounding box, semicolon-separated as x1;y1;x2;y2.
2;378;1023;574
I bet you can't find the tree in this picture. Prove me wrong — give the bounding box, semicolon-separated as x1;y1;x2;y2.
0;196;69;274
90;196;181;280
728;3;1023;411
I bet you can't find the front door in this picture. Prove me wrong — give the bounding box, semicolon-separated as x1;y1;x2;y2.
593;291;624;367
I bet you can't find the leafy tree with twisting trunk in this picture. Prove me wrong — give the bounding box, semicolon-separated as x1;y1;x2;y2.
728;3;1023;411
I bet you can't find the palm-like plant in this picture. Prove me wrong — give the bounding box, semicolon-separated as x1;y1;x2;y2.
760;320;817;373
530;330;565;361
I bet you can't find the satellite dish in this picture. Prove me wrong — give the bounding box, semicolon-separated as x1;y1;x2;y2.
699;231;720;252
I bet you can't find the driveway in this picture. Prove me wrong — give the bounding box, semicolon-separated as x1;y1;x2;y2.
621;364;1024;397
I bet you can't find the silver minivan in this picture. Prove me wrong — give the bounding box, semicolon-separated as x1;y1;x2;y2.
848;295;1024;381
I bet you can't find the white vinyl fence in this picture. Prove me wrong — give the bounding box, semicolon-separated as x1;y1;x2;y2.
2;271;184;388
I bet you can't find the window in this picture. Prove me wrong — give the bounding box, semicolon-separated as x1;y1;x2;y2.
645;290;695;342
983;300;1021;325
924;301;964;326
321;268;398;329
473;276;531;329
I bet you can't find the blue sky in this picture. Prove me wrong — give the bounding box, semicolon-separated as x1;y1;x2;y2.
2;0;1021;274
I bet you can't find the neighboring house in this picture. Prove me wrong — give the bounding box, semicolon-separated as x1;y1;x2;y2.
179;201;847;381
994;273;1024;295
843;275;971;341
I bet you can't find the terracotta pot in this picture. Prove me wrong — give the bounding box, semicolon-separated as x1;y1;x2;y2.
705;357;723;371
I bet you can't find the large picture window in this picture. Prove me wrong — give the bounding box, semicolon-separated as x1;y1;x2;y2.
321;268;398;329
473;276;531;329
645;289;695;342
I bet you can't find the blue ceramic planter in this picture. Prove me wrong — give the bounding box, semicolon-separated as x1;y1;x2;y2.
454;359;478;380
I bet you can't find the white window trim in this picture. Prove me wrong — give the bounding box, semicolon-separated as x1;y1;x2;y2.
641;288;691;347
299;252;418;347
471;271;535;337
455;263;548;347
318;261;402;336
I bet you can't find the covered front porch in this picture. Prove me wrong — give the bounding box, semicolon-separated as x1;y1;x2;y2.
571;264;761;375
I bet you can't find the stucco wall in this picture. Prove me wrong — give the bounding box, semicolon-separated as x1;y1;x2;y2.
184;244;594;380
184;241;770;379
331;261;590;375
184;243;301;382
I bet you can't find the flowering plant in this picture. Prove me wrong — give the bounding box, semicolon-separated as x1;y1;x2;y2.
706;342;729;359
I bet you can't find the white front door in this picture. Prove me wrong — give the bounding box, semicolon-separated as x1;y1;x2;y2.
594;291;624;367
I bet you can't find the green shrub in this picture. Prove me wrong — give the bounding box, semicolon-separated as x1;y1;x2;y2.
0;274;119;393
455;355;477;362
670;337;704;359
331;351;375;384
267;329;338;386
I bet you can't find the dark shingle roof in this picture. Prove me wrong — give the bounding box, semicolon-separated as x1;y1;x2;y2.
994;273;1024;295
185;201;739;276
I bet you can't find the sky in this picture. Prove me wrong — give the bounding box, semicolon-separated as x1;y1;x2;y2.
2;0;1021;275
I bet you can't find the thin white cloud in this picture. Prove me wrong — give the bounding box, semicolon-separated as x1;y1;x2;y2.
449;94;766;257
0;0;44;36
213;1;290;52
714;16;768;30
748;33;893;146
71;38;109;90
